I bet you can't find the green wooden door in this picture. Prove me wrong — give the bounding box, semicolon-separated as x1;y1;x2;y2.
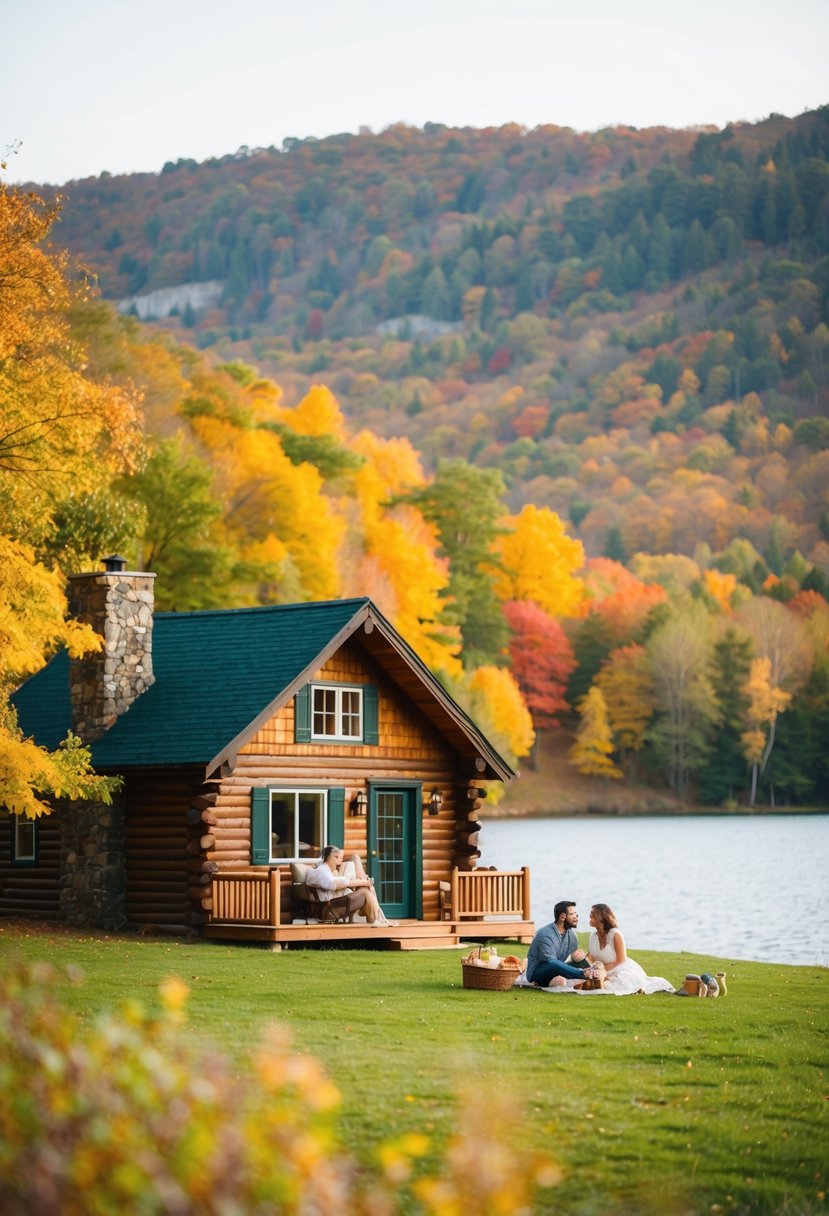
368;784;422;920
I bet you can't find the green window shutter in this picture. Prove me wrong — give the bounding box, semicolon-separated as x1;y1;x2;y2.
251;788;271;864
327;788;345;848
363;685;379;745
295;684;311;742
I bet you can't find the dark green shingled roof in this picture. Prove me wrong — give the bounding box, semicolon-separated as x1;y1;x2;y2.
12;599;369;769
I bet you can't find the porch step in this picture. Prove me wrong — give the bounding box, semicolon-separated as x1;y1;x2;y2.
387;934;462;950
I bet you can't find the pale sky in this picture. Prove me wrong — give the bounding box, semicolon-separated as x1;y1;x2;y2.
4;0;828;186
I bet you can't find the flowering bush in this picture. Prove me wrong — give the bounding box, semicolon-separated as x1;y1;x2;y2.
0;963;557;1215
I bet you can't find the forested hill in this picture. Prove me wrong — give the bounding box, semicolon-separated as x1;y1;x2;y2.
6;110;829;810
37;108;829;576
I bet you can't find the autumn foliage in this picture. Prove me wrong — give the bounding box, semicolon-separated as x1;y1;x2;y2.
504;600;575;732
3;150;829;811
0;964;558;1215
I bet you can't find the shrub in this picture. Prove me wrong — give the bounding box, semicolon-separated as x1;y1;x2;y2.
0;964;557;1215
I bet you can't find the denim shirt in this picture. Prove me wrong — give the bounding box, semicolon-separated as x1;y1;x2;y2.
526;922;579;983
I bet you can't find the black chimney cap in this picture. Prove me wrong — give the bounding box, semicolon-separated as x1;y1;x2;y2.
102;554;129;573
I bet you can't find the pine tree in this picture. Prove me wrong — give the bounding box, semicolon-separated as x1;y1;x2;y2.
698;627;752;805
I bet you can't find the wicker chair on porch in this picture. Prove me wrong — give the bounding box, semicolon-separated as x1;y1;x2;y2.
290;862;352;923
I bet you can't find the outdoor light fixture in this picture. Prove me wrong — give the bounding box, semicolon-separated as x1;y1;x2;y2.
350;790;367;816
427;789;443;816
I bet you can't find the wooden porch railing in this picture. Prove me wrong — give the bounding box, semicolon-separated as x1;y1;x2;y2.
211;870;280;925
449;867;531;921
209;866;530;926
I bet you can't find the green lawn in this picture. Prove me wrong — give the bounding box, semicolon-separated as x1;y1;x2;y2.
1;921;826;1215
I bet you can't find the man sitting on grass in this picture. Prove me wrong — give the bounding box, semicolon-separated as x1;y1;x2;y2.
525;900;593;987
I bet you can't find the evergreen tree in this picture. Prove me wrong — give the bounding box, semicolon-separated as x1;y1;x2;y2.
603;525;627;562
621;244;645;291
479;286;497;331
515;263;534;312
397;460;508;666
646;213;673;286
420;266;452;320
683;219;708;274
698;627;752;804
601;246;625;295
566;613;615;710
764;658;829;805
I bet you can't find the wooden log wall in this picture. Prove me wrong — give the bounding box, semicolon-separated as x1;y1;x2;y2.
453;780;487;870
124;770;205;930
212;639;473;922
0;814;61;920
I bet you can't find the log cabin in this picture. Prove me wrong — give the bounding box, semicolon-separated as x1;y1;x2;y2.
4;558;534;948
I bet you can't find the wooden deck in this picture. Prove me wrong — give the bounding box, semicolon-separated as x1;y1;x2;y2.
204;866;535;950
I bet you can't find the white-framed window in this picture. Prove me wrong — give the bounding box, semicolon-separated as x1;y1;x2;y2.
312;683;363;741
13;815;36;863
268;789;327;861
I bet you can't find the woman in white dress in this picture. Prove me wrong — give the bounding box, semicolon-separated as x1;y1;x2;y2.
587;903;674;995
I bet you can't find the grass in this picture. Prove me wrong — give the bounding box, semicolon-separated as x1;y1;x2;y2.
1;919;826;1215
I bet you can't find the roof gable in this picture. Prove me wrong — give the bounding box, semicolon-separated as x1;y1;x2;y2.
12;597;513;781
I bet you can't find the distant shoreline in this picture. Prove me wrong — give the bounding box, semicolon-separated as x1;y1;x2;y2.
483;804;829;819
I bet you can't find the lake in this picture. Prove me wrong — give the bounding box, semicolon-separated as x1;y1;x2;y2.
478;814;829;967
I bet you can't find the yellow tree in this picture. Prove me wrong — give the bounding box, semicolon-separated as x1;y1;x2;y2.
354;509;461;676
191;415;343;602
0;184;140;540
568;686;622;780
492;504;585;618
702;569;739;614
347;431;460;673
0;538;120;817
350;430;426;527
272;383;346;439
462;666;535;779
595;644;654;773
1;184;139;815
740;657;792;807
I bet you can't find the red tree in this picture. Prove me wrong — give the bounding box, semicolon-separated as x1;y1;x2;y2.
305;307;324;340
504;600;576;733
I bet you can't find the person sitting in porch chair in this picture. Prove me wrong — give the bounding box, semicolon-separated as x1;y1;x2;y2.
305;846;385;924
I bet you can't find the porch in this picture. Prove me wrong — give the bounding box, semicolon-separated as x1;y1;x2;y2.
204;866;535;950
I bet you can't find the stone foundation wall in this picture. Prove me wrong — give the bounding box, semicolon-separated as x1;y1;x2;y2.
59;796;127;929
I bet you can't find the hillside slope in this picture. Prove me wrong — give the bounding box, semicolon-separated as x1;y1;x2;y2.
489;729;688;817
35;110;829;573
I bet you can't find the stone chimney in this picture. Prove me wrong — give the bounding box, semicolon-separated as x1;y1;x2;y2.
67;555;156;742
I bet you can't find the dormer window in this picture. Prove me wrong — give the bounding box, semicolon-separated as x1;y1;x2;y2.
312;684;362;740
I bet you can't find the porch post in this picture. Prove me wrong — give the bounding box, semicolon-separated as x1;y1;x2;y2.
268;868;280;927
521;866;531;921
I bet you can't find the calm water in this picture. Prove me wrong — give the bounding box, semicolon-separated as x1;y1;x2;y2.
479;815;829;967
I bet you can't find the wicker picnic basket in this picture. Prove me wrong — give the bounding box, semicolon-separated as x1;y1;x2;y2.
461;948;523;991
